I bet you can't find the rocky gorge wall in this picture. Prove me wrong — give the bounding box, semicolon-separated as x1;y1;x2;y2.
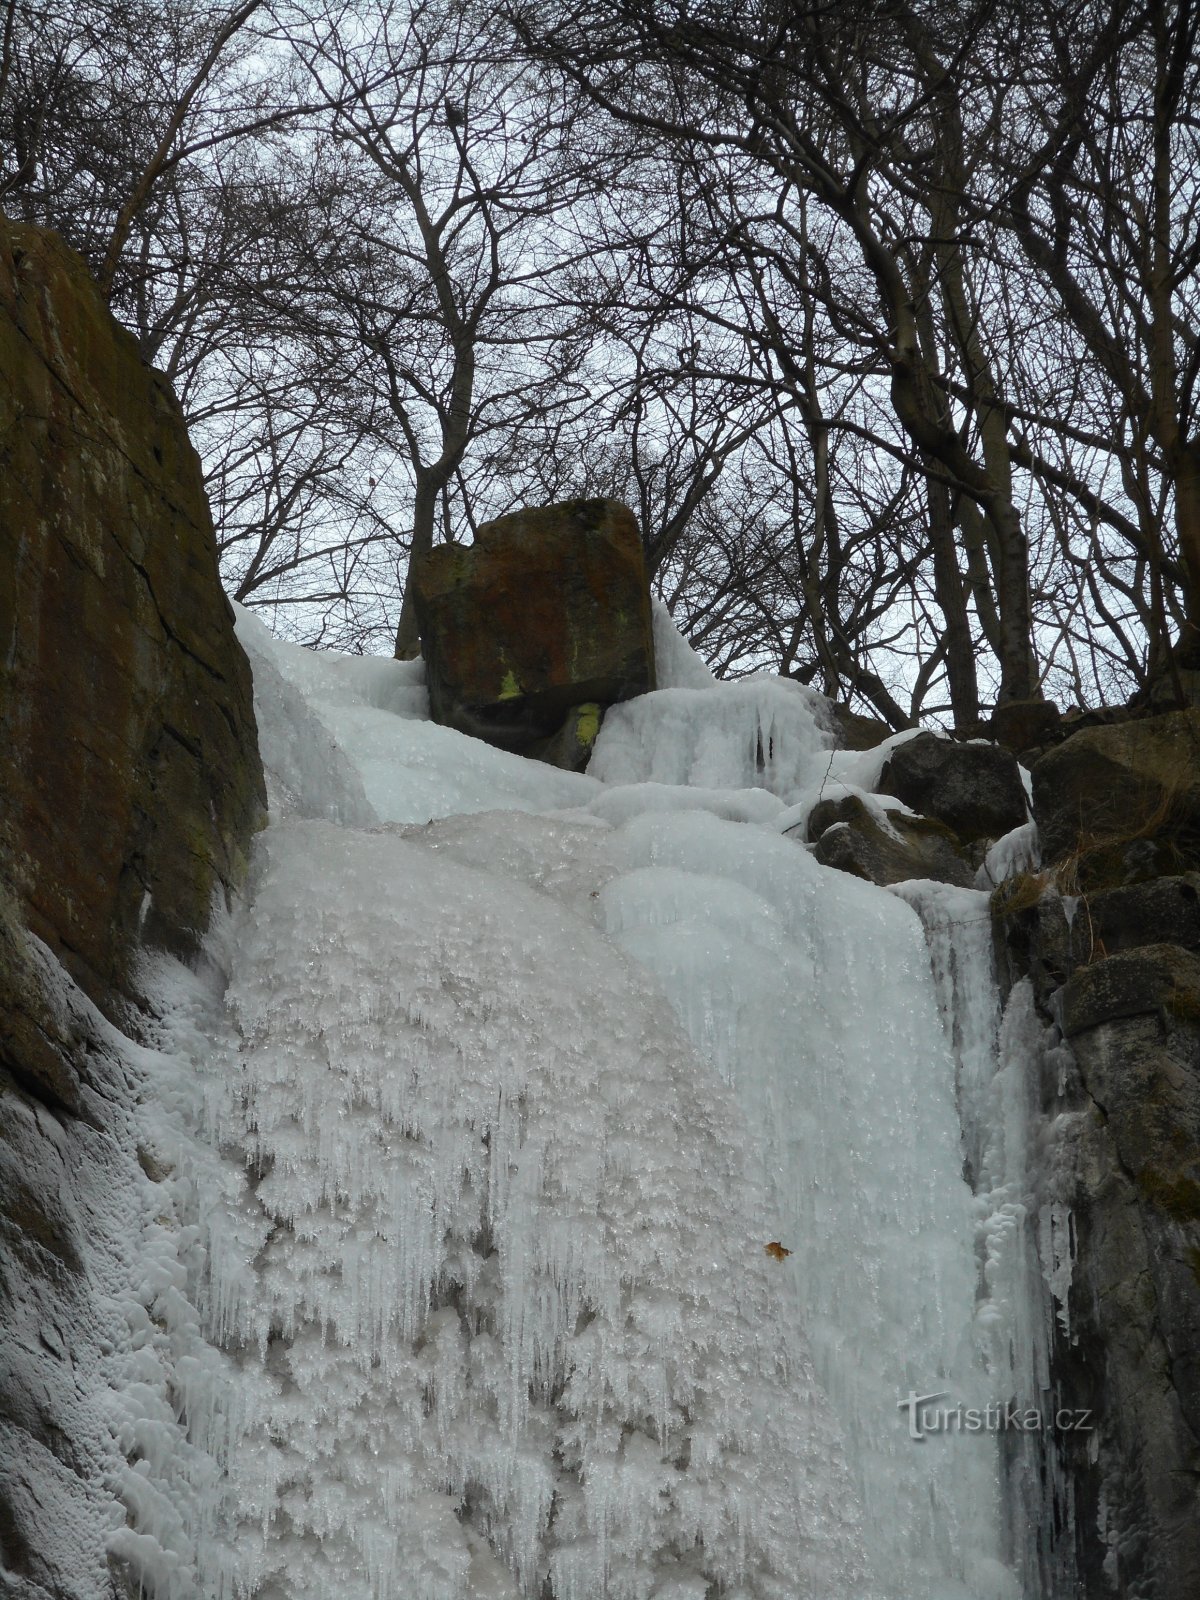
997;713;1200;1599
0;216;264;1597
810;705;1200;1598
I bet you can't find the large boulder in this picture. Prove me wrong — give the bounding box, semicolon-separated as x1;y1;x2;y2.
1083;875;1200;957
1060;943;1200;1038
1031;709;1200;885
1;219;265;1599
0;220;265;1016
822;703;892;752
410;498;655;764
877;732;1028;843
804;793;975;887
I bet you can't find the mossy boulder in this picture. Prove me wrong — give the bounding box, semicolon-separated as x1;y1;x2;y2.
804;793;975;887
410;498;655;759
1031;709;1200;886
1060;944;1200;1038
0;219;265;1015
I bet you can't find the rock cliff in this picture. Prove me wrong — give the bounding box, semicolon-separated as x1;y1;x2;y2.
810;713;1200;1597
0;217;264;1597
997;713;1200;1599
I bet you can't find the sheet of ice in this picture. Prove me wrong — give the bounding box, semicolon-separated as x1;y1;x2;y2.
234;607;377;826
589;677;832;796
90;617;1030;1600
234;605;430;722
891;882;1064;1594
181;820;870;1600
577;781;785;829
234;605;600;824
975;823;1041;890
649;600;715;689
595;815;1018;1600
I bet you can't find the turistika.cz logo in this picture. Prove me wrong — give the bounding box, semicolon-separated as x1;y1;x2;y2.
898;1390;1094;1441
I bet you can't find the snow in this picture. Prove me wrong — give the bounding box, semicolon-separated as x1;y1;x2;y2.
236;606;600;825
30;620;1039;1598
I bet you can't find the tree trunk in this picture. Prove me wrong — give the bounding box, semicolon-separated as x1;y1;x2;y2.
394;477;440;659
927;475;981;728
1176;440;1200;663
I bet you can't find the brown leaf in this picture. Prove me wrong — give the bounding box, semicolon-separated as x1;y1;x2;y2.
764;1240;792;1261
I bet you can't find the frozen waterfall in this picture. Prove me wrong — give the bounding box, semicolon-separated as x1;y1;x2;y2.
111;605;1042;1600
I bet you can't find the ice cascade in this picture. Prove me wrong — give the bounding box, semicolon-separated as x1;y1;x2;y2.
112;615;1035;1600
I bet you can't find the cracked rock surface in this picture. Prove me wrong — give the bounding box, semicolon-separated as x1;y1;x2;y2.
0;218;265;1018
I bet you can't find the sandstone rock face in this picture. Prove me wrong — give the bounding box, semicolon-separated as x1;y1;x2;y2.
0;220;266;1020
878;732;1028;843
805;793;975;887
410;498;655;762
0;219;265;1598
1032;709;1200;885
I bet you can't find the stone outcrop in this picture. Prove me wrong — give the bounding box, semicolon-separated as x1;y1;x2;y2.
1037;982;1200;1598
1083;874;1200;956
0;218;265;1598
821;703;891;752
804;794;975;888
801;726;1027;891
991;706;1200;1600
1031;709;1200;887
0;220;266;1021
878;731;1029;843
410;498;655;768
1060;943;1200;1038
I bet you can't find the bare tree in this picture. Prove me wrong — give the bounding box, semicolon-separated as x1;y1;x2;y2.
287;0;604;656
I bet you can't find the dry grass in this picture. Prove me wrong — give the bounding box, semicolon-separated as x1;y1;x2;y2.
989;869;1054;920
1051;760;1199;897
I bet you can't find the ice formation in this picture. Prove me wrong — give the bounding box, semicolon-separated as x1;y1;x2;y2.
74;611;1051;1599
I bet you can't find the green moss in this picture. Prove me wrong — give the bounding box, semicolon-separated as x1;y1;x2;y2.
498;669;522;702
574;703;601;748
